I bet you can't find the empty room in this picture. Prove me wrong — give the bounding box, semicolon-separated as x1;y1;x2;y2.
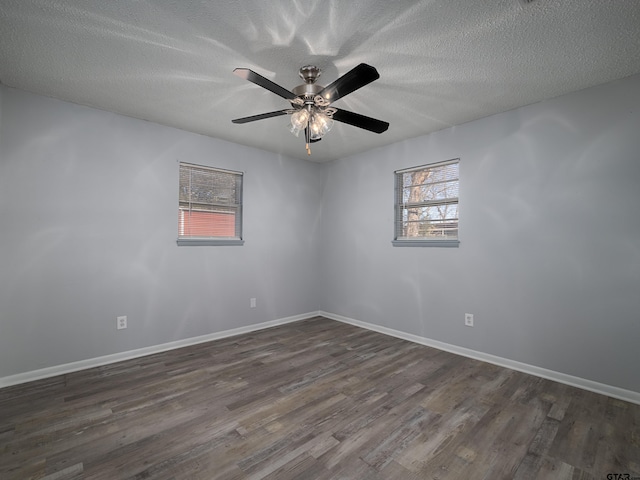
1;1;640;479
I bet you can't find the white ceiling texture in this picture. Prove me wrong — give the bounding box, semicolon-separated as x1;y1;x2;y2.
1;0;640;162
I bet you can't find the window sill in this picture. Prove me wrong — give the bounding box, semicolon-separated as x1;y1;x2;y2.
177;238;244;246
392;239;459;248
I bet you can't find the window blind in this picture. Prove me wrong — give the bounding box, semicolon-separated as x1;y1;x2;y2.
178;162;243;246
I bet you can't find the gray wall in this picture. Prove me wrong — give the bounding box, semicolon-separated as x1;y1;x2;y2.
0;86;323;378
318;74;640;393
2;74;640;394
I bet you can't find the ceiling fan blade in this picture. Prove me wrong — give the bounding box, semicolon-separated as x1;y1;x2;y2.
233;68;296;100
318;63;380;104
232;110;289;124
332;109;389;134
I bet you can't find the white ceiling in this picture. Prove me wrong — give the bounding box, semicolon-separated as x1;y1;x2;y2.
1;0;640;162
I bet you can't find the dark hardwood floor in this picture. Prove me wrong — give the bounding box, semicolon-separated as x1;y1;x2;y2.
1;317;638;479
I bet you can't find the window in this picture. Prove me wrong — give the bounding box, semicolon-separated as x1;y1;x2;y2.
393;158;459;247
177;162;244;246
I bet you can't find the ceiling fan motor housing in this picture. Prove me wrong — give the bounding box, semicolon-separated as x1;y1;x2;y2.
293;66;324;99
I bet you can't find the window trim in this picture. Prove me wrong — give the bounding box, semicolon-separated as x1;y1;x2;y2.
176;237;244;247
393;158;460;248
177;162;244;247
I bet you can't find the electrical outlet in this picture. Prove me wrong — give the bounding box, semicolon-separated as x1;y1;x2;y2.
464;313;474;327
250;298;256;308
117;315;127;330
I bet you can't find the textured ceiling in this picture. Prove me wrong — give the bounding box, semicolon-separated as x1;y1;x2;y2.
1;0;640;162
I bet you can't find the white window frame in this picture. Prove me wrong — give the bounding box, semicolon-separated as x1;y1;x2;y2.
177;162;244;246
393;158;460;247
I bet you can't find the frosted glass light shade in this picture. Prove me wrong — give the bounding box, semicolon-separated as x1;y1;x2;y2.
291;109;310;129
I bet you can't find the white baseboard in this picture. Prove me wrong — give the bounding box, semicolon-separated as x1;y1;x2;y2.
319;311;640;406
0;312;319;389
4;311;639;406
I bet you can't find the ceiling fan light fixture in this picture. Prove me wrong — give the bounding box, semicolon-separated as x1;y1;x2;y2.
309;111;333;139
232;63;389;156
290;107;333;142
288;122;302;137
290;109;310;130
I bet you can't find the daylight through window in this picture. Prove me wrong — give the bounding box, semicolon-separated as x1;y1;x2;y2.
177;162;243;246
393;159;459;247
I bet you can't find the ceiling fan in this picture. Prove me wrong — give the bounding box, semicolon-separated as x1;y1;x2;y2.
231;63;389;156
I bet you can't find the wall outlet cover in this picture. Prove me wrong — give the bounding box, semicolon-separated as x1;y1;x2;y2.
464;313;474;327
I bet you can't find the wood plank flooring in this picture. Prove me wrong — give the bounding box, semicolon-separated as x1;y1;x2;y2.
1;316;639;479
